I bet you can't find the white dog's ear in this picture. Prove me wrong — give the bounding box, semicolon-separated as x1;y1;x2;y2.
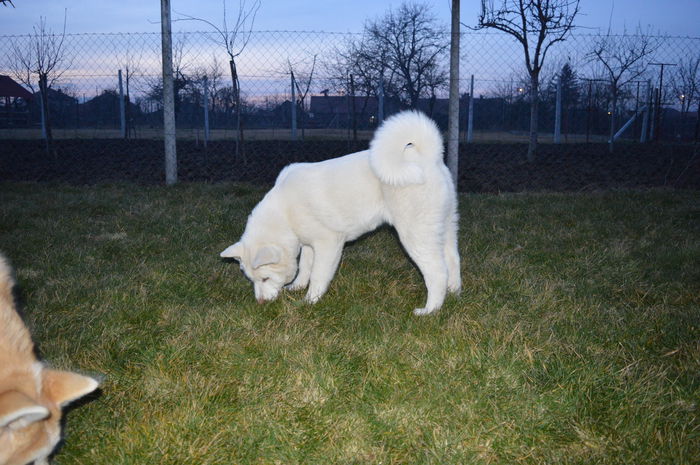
220;242;244;260
252;246;281;269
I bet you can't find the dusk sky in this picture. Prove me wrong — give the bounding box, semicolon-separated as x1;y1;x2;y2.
2;0;699;37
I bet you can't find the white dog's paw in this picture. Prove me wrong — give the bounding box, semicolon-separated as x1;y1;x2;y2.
448;284;462;295
304;292;322;304
285;282;307;292
413;307;437;316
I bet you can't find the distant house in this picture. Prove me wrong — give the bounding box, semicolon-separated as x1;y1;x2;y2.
79;90;140;127
29;88;78;128
0;75;32;101
309;95;387;129
0;75;33;127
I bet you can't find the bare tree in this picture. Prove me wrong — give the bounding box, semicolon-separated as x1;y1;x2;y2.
121;46;145;138
368;2;449;108
288;54;317;139
670;56;700;141
176;0;261;159
325;33;393;127
671;57;700;117
475;0;580;162
589;26;658;152
331;2;447;110
143;35;191;114
9;12;71;154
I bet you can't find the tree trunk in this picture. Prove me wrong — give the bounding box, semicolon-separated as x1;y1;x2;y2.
695;99;700;143
609;89;618;153
526;72;539;163
38;74;54;157
350;74;357;142
230;59;243;161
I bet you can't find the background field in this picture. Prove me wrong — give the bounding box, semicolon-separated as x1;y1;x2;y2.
0;183;698;464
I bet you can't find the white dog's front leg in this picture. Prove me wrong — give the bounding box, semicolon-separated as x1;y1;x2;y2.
286;245;314;291
304;240;344;304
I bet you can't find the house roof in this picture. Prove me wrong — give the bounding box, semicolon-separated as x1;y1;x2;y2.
0;75;33;99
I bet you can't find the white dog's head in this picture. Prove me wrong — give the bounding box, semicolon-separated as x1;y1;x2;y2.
220;242;297;303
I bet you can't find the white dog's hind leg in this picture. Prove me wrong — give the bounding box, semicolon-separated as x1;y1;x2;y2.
286;245;313;291
410;255;448;316
395;226;448;316
444;212;462;294
304;239;344;304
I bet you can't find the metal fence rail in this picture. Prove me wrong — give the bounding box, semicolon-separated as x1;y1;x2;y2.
1;30;698;141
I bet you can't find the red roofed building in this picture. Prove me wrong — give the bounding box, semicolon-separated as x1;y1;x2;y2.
0;75;32;100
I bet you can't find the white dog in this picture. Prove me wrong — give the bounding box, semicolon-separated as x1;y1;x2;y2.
221;110;461;315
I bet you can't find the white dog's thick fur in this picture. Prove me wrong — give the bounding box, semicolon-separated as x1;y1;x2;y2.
221;110;460;315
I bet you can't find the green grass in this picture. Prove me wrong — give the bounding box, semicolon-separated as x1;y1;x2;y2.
0;183;698;464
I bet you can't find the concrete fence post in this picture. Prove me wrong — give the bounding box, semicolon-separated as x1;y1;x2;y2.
160;0;177;185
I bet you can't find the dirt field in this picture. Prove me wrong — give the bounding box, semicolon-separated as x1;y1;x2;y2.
1;138;698;192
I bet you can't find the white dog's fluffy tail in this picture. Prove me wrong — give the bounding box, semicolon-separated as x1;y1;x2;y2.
369;110;444;186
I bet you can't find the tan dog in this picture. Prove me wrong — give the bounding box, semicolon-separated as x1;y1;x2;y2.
0;254;99;465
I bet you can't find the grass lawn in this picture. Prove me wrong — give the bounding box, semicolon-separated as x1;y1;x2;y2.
0;183;698;464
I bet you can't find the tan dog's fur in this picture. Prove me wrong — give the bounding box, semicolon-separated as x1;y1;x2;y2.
0;254;99;465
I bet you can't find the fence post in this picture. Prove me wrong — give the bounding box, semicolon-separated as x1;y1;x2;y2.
554;74;562;144
446;0;460;185
290;70;297;141
377;77;384;125
203;76;210;148
467;74;474;143
118;69;126;139
649;87;658;141
160;0;177;185
640;80;651;143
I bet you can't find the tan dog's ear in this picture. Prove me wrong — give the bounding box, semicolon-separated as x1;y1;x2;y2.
252;246;281;269
0;391;49;429
42;370;99;408
220;242;244;260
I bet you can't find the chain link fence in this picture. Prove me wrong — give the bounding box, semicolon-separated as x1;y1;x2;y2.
1;30;699;190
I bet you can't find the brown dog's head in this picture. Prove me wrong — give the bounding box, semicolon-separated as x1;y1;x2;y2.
0;367;99;465
0;253;99;465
